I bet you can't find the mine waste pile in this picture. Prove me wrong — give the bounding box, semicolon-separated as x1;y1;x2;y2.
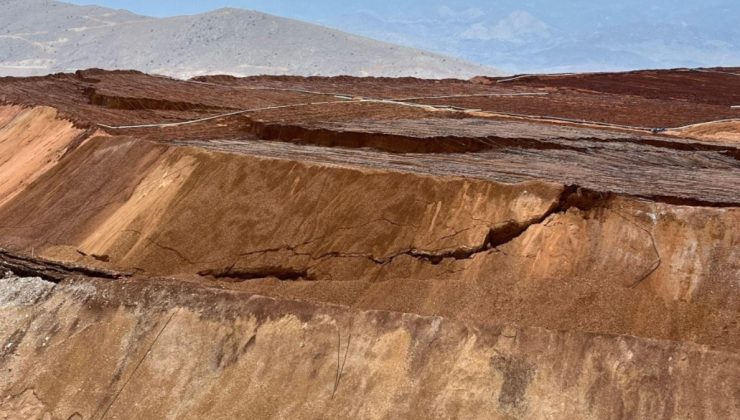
0;68;738;419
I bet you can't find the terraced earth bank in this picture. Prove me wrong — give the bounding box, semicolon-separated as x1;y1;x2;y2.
0;68;738;419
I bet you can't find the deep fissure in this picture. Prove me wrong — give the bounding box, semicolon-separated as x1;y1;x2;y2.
392;185;610;265
198;266;312;282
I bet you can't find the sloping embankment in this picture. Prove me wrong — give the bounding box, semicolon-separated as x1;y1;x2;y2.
1;276;737;419
0;101;738;418
0;105;85;207
0;120;737;350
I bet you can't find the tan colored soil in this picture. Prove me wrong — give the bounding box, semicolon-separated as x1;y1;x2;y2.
667;119;740;143
0;105;83;206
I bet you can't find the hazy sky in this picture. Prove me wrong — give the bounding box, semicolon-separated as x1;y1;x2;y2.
66;1;740;73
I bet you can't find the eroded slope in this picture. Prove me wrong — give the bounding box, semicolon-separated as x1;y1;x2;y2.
0;69;738;418
1;276;736;419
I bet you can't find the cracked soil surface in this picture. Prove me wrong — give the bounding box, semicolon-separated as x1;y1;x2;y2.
0;68;738;419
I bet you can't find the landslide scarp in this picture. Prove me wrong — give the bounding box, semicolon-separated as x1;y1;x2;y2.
0;69;738;419
0;128;736;351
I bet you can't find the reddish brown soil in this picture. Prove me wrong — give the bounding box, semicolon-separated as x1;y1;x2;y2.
2;67;738;128
495;68;740;106
0;68;738;335
415;89;738;128
0;68;738;418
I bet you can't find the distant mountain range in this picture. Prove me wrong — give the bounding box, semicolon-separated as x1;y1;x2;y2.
315;0;740;73
0;0;499;79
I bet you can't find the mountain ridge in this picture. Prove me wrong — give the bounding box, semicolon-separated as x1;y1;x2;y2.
0;0;499;79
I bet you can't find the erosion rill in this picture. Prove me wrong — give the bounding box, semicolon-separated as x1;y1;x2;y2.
0;69;738;419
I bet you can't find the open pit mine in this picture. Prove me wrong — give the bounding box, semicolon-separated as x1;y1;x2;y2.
0;68;738;419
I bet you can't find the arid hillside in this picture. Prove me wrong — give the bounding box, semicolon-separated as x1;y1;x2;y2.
0;0;497;79
0;68;738;419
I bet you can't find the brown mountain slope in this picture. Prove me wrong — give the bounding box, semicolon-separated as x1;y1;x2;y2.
0;68;738;418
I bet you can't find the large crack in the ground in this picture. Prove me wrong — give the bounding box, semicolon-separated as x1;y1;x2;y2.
170;138;740;207
0;172;659;285
198;266;312;282
194;185;611;282
84;86;233;113
0;185;660;287
377;185;608;266
246;118;740;157
247;120;591;154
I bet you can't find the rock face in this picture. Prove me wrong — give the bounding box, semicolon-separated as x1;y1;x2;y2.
0;0;498;79
0;68;738;418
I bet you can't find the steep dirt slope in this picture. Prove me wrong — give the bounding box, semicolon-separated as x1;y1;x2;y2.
0;134;736;351
1;276;737;419
0;69;738;418
0;105;85;206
